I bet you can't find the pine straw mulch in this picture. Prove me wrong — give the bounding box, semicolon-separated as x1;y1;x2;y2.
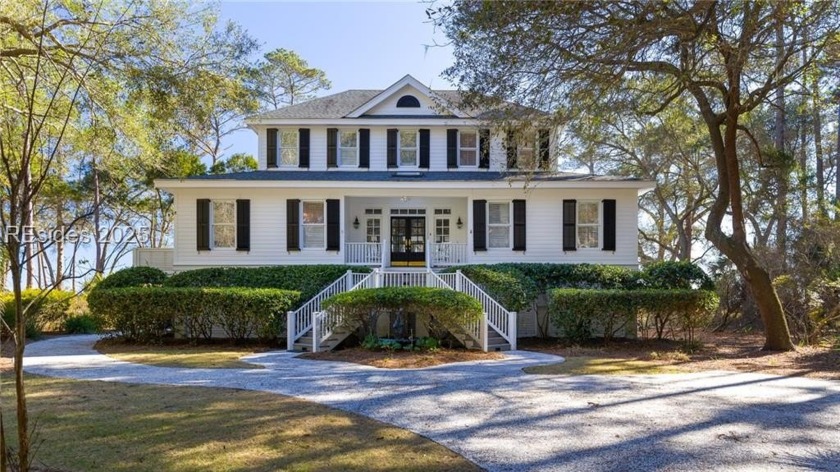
521;331;840;380
299;347;505;369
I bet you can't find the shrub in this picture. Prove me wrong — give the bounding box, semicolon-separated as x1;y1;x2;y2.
95;267;168;290
548;289;637;343
322;287;483;339
1;289;74;339
641;261;714;290
549;288;718;343
499;263;641;290
63;314;104;334
88;287;299;343
164;265;370;302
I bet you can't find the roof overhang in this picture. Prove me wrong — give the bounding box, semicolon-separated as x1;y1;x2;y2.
155;178;655;193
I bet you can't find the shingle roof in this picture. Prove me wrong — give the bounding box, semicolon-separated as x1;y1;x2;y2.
247;89;540;121
186;171;643;183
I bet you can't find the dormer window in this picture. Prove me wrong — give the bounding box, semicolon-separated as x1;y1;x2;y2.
396;95;421;108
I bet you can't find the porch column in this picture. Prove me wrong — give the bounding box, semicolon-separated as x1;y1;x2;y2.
466;195;474;258
340;196;346;262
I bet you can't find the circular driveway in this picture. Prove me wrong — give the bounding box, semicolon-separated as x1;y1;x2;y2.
23;335;840;471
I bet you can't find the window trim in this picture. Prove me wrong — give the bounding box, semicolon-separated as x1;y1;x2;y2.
398;129;419;168
487;201;512;249
338;129;359;167
210;200;236;250
458;130;479;168
278;128;299;167
576;200;601;249
301;200;326;249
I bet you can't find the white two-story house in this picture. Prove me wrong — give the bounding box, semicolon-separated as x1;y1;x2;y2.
146;75;652;273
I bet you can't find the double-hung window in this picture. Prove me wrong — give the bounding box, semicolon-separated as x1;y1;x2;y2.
211;201;235;249
488;202;510;248
279;129;298;166
302;201;325;248
339;130;358;166
577;201;600;249
518;138;535;168
399;130;418;167
459;131;478;167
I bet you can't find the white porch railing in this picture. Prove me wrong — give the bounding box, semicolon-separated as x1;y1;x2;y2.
431;243;468;267
345;242;382;265
287;270;359;349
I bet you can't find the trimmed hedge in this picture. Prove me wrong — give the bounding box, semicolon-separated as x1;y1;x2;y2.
322;287;483;338
1;289;74;339
88;287;299;343
95;267;168;289
164;265;371;302
549;288;719;343
642;261;714;290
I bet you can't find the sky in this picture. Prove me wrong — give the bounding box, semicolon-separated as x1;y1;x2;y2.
219;1;455;157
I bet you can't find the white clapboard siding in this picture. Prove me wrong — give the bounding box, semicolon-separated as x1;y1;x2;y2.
169;187;642;270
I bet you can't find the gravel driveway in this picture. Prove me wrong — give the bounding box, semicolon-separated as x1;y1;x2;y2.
23;335;840;471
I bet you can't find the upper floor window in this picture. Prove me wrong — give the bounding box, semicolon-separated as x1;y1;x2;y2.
518;138;535;168
488;202;511;248
459;131;478;167
339;130;358;166
396;95;421;108
212;200;235;249
399;130;418;167
302;201;325;248
279;129;298;166
577;201;600;249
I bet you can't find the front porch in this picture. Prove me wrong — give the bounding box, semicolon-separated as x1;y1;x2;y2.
343;196;469;268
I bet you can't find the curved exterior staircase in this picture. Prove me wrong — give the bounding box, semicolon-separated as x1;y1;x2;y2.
287;269;517;353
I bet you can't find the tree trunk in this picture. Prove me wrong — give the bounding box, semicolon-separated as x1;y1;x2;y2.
836;101;840;221
798;125;809;224
811;70;825;218
773;22;788;264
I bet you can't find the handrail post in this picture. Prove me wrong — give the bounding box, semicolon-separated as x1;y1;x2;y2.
455;270;462;292
312;313;319;353
345;269;353;290
481;313;489;352
287;311;295;351
509;311;518;350
374;268;381;288
381;238;387;268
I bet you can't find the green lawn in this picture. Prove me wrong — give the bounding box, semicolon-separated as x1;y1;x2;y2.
523;356;682;375
94;339;266;369
1;375;479;472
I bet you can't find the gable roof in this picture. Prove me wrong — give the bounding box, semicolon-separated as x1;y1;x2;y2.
247;75;543;122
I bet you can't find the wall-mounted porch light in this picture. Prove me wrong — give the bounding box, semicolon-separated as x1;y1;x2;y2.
353;216;360;229
456;217;464;229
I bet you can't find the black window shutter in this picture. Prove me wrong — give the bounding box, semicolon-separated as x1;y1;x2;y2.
326;199;340;251
387;129;398;168
266;128;278;168
286;199;300;251
602;199;617;251
236;199;250;251
447;129;458;168
563;199;577;251
419;129;430;168
359;128;370;168
326;128;338;168
196;199;210;251
513;199;526;251
506;130;517;169
473;200;487;251
538;129;550;170
298;128;310;168
479;129;490;169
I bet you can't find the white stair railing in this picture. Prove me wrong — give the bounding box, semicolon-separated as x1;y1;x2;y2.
453;270;517;350
287;269;367;349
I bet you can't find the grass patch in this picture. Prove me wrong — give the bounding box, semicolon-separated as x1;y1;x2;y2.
94;339;268;369
1;375;479;472
523;356;682;375
300;347;505;369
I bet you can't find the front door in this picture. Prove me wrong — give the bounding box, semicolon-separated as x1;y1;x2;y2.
390;217;425;267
